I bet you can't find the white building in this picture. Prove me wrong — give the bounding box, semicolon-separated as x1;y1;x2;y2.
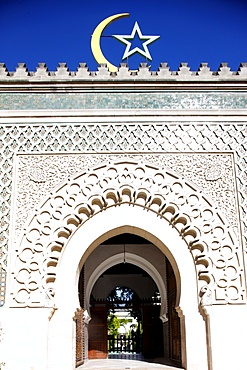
0;62;247;370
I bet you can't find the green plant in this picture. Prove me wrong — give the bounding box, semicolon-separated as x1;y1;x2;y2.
107;313;120;336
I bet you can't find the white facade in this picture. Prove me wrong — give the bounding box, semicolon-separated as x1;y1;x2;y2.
0;62;247;370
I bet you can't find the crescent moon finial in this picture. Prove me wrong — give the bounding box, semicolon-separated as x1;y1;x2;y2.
91;13;130;73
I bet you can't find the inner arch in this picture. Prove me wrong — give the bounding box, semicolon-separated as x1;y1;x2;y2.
85;250;168;322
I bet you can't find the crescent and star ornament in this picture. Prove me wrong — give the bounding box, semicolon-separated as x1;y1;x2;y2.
91;13;160;72
113;21;160;61
91;13;130;73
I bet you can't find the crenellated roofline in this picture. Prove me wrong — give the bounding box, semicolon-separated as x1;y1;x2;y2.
0;62;246;80
1;62;247;92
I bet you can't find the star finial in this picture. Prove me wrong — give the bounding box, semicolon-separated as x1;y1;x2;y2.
113;21;160;61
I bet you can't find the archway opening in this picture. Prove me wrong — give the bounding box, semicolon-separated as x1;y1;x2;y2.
77;233;182;367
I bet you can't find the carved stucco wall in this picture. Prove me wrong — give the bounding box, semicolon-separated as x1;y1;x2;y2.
14;153;239;239
0;123;246;308
6;152;243;308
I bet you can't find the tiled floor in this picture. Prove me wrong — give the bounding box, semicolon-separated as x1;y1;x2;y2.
77;354;183;370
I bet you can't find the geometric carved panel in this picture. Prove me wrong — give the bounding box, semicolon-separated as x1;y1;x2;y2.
9;154;245;307
0;122;247;309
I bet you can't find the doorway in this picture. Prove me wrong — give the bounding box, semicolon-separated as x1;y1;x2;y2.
49;204;209;369
78;233;181;367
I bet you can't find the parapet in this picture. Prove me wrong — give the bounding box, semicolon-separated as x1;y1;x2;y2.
0;62;247;82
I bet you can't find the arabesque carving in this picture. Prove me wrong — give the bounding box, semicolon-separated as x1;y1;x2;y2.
15;153;239;240
10;157;245;308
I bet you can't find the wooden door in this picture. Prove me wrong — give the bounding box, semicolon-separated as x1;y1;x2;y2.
76;266;85;367
88;306;107;359
166;259;182;364
75;308;84;367
143;305;164;358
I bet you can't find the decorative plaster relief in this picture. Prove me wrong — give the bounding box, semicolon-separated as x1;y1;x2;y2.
15;153;239;240
10;154;244;308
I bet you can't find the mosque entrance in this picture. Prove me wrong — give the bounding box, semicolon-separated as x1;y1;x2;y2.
77;233;181;367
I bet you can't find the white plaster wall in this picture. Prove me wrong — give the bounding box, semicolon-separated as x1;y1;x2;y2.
205;305;247;370
2;307;48;370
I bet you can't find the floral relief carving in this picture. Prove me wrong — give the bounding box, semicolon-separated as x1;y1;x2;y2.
204;164;222;181
14;153;238;240
10;154;244;308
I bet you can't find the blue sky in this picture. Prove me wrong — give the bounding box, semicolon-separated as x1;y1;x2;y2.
0;0;247;72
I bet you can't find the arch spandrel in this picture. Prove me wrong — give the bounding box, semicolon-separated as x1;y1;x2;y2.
10;159;245;308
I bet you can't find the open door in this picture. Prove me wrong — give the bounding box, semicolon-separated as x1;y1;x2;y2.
166;259;182;365
75;308;84;367
88;306;108;359
143;305;164;358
